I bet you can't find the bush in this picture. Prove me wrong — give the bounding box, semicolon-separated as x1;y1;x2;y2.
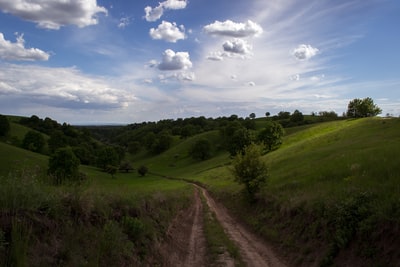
232;144;268;201
48;148;80;185
189;139;212;160
0;115;10;137
137;165;148;177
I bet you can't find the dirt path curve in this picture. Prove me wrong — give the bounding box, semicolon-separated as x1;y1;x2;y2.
195;184;287;267
157;186;207;267
158;183;287;267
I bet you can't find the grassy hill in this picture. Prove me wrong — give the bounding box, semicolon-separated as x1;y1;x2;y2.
1;116;399;265
184;117;400;266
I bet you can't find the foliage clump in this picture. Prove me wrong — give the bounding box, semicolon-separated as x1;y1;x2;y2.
346;97;382;118
0;115;10;137
48;147;80;185
232;144;268;201
189;139;212;160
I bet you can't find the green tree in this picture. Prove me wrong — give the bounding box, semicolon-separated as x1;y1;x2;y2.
290;109;304;123
97;146;120;170
249;113;256;119
228;128;252;156
48;130;68;153
22;130;45;153
189;139;212;160
151;132;173;154
119;161;134;173
0;115;10;136
232;144;268;201
127;141;141;155
346;97;382;118
137;165;148;176
106;165;118;178
258;121;284;151
48;147;80;185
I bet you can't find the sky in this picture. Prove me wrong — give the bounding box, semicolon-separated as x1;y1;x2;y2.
0;0;399;124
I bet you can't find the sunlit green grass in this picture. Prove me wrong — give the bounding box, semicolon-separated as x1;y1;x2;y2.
191;118;400;210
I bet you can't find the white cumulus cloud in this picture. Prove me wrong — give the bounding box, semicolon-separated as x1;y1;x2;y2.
292;44;319;60
0;0;107;29
144;0;187;22
149;21;185;43
204;20;263;38
0;33;50;61
144;4;164;22
162;0;187;10
157;49;192;71
223;39;252;56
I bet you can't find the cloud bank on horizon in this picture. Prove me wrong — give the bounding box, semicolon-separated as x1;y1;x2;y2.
0;0;399;124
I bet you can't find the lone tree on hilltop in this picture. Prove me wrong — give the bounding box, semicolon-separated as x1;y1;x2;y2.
346;97;382;118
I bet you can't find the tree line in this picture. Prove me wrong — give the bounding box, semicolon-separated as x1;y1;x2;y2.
0;97;383;185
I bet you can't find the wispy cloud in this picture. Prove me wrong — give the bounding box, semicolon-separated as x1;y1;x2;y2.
0;63;133;109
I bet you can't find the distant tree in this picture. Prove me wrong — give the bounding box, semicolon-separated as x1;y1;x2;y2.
22;130;45;153
249;113;256;119
346;97;382;118
48;130;68;153
318;111;338;121
228;128;252;156
0;115;10;136
137;165;148;177
277;111;291;120
97;146;120;170
144;132;156;150
258;121;284;151
106;165;118;178
243;118;256;130
290;110;304;123
180;124;196;138
119;161;134;173
127;141;141;155
189;139;212;160
232;144;268;201
48;147;80;185
265;112;270;118
152;132;173;154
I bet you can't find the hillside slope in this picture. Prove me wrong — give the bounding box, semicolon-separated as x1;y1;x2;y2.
189;117;400;266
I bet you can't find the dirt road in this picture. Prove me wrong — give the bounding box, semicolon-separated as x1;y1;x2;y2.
160;184;287;267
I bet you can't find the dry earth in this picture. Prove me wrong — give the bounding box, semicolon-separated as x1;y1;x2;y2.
158;184;287;267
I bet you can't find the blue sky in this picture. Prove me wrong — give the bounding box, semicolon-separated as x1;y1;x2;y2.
0;0;399;124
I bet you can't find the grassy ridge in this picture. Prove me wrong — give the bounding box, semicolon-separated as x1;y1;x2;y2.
190;118;400;266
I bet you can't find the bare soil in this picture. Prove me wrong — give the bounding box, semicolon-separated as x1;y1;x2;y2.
158;184;288;267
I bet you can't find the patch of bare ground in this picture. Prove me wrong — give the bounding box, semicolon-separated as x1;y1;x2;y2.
156;184;288;266
155;187;207;267
197;185;287;267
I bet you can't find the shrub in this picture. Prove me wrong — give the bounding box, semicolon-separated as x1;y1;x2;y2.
48;148;80;185
137;165;148;177
232;144;268;201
